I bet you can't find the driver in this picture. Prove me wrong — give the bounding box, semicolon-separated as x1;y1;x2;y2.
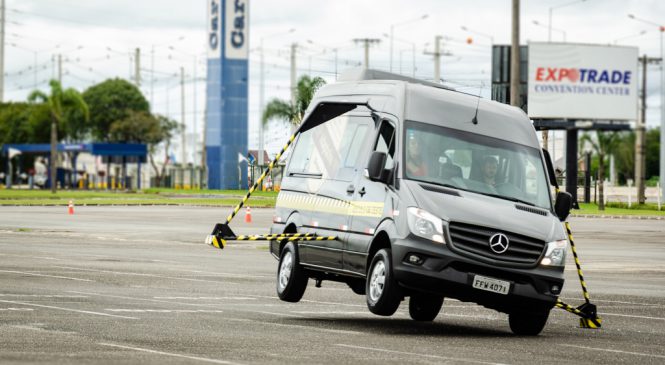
481;156;498;187
406;132;427;177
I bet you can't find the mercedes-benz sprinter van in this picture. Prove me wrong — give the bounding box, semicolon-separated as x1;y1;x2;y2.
269;69;573;336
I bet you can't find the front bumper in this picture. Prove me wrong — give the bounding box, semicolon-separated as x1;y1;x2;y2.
392;235;564;314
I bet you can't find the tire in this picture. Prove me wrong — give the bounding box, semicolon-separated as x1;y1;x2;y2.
366;248;401;316
508;311;550;336
409;294;444;321
276;242;308;302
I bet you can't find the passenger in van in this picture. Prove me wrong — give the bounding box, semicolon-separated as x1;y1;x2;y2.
481;156;498;187
406;134;428;177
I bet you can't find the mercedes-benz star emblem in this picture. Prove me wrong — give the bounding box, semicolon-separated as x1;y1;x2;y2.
489;233;509;254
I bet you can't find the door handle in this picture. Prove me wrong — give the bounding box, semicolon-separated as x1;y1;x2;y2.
359;187;366;197
346;185;355;194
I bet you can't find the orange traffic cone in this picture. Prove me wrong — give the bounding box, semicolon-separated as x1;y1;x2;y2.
68;200;74;215
244;206;252;223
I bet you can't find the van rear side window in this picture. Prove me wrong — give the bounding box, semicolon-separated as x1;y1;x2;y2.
288;115;372;178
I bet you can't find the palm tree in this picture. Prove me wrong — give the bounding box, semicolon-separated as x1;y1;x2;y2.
28;80;89;193
262;75;326;126
581;131;620;211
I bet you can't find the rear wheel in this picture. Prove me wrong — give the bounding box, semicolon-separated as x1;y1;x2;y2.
508;311;550;336
276;242;308;302
409;294;444;321
366;248;401;316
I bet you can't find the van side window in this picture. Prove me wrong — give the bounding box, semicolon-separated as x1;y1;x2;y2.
288;115;372;178
374;121;396;169
288;131;318;175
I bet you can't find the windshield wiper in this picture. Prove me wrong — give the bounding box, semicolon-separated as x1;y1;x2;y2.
478;192;537;207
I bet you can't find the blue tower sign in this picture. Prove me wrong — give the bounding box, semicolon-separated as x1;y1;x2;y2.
205;0;249;189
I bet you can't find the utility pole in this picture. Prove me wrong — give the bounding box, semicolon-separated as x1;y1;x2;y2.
134;48;141;87
424;36;450;82
434;35;442;81
510;0;521;107
150;46;155;111
636;55;648;204
180;66;186;166
0;0;5;101
637;55;662;204
192;56;197;167
353;38;381;69
57;54;62;84
258;40;266;168
290;43;297;107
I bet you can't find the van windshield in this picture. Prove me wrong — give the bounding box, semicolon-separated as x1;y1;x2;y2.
404;121;552;210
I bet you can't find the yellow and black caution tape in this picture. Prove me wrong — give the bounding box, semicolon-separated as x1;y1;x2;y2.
206;233;337;250
223;133;297;226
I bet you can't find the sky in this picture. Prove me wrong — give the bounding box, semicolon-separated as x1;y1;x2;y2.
3;0;664;161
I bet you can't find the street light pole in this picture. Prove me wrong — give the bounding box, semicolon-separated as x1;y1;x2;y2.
628;14;665;201
389;14;428;73
258;29;295;169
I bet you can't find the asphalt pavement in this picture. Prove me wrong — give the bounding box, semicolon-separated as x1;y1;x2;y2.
1;205;664;364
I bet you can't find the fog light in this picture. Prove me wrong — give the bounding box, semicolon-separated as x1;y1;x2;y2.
407;254;424;265
551;284;561;295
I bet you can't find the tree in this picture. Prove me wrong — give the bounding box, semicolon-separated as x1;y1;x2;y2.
0;103;31;145
262;75;326;126
646;128;660;181
28;80;89;193
109;111;181;186
581;131;621;210
83;78;149;141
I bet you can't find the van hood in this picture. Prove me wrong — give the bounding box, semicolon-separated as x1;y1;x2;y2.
404;180;563;242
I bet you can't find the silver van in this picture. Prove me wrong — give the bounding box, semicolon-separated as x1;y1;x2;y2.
269;69;573;336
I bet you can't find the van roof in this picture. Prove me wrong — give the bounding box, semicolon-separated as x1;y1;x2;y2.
312;69;538;148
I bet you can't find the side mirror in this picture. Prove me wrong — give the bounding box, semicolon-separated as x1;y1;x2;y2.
554;191;573;221
367;151;387;182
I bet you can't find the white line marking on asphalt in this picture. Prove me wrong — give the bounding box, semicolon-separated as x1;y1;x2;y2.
168;269;269;279
560;297;665;308
242;294;365;307
334;344;504;364
0;299;138;319
69;291;228;308
53;266;237;284
559;344;665;359
254;311;304;318
0;294;88;298
154;296;256;301
225;318;363;335
600;312;665;321
97;343;241;364
0;307;34;311
105;309;224;313
0;269;94;282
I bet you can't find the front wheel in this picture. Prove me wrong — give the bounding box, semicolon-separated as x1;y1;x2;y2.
409;294;444;321
276;242;308;302
508;311;550;336
366;248;401;316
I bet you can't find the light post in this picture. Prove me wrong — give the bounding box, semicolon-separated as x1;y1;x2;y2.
548;0;586;42
628;13;665;201
383;33;416;77
533;20;567;42
612;30;648;45
258;29;295;170
390;14;428;72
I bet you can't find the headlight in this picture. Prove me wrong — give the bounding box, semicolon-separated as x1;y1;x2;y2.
407;207;445;244
540;239;568;266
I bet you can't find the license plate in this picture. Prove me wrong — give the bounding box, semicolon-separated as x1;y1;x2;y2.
472;275;510;295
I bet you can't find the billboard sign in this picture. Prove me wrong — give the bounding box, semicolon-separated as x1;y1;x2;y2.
527;43;638;120
224;0;248;60
205;0;249;189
